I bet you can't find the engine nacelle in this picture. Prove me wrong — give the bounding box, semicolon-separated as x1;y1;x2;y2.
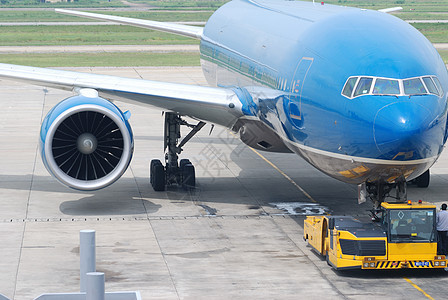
40;89;134;191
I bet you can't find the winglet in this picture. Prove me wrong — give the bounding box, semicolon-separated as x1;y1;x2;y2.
55;9;203;40
378;7;403;14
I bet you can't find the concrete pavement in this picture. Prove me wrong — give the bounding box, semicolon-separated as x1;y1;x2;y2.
1;67;448;299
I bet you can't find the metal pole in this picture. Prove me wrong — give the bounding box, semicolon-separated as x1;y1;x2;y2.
80;229;96;292
86;272;105;300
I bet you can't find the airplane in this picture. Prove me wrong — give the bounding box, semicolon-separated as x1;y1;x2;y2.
0;0;447;207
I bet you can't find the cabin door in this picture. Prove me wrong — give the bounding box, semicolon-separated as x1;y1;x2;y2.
288;57;313;128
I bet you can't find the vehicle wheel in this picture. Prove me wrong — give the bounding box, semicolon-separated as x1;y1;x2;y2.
182;163;195;190
151;160;166;191
415;170;430;188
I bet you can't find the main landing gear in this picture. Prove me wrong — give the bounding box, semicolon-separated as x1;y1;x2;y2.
150;112;205;191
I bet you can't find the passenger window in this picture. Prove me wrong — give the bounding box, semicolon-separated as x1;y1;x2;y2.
432;76;444;96
353;77;373;97
422;77;439;95
342;77;358;98
403;78;427;95
373;79;400;95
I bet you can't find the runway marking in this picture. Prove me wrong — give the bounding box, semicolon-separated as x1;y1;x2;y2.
403;277;435;300
248;147;317;203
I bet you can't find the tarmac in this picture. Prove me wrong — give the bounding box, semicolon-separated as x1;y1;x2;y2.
1;66;448;299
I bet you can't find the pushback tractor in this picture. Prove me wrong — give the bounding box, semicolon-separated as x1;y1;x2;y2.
304;201;447;270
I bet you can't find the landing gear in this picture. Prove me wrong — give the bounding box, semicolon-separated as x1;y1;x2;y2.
150;112;205;191
363;169;431;209
362;176;408;209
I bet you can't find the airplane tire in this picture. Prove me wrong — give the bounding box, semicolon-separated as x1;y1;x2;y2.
151;160;166;191
182;163;195;190
180;159;191;170
150;159;158;186
415;170;430;188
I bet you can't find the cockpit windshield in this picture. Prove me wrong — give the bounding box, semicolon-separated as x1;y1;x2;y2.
342;75;443;99
373;78;400;95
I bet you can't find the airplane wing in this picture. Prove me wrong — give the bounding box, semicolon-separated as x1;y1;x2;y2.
0;63;244;128
55;9;203;39
378;7;403;13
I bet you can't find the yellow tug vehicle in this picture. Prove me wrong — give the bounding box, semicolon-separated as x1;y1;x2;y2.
304;200;447;270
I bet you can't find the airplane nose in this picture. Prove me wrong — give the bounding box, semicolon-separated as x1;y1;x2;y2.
373;101;434;159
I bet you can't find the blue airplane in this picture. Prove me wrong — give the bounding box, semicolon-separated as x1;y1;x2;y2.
0;0;447;206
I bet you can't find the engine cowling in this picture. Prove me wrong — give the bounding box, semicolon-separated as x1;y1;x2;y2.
40;89;134;191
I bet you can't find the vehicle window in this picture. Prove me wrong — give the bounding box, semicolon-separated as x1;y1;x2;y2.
353;77;373;97
389;209;435;242
373;79;400;95
403;78;427;95
342;77;358;98
432;76;444;96
422;77;439;95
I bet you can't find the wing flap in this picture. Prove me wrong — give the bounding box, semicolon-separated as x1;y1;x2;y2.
55;9;203;39
0;63;243;127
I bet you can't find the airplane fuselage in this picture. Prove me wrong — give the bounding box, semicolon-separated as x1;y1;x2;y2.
200;0;448;185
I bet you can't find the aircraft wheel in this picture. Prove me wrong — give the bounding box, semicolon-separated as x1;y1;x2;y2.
180;159;191;170
182;163;195;190
415;170;430;188
150;159;158;186
150;159;166;191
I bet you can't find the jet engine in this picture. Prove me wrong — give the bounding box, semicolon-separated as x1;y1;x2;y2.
40;89;133;191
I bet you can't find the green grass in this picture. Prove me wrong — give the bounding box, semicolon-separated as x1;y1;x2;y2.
412;23;448;43
318;0;448;12
125;0;228;10
394;13;448;20
0;25;199;46
0;52;200;67
87;10;213;22
437;50;448;64
0;10;212;22
0;0;126;8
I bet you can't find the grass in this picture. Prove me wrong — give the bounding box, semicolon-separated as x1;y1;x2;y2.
318;0;448;12
0;52;200;67
437;50;448;64
1;0;448;67
123;0;228;10
0;25;199;46
0;10;213;22
412;23;448;43
0;0;126;8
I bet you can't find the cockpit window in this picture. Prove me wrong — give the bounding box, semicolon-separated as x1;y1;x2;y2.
373;79;400;95
404;78;427;95
342;77;358;98
342;75;444;99
353;77;373;97
432;76;444;96
422;77;439;96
